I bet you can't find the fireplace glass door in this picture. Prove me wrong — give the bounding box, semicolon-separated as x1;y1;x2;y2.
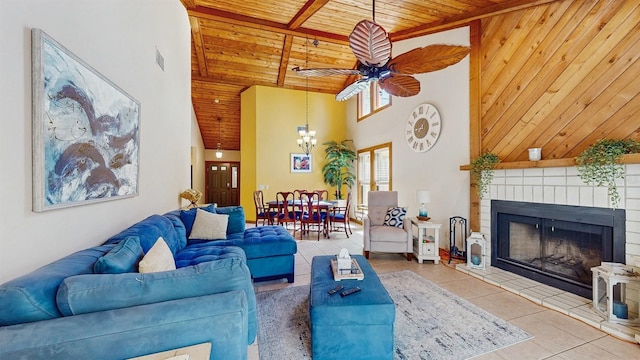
497;214;609;292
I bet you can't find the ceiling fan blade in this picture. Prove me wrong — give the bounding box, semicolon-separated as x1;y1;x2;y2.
389;44;470;75
349;20;392;67
293;67;361;77
335;79;370;102
379;74;420;97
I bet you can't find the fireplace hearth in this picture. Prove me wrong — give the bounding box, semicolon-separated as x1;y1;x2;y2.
491;200;625;298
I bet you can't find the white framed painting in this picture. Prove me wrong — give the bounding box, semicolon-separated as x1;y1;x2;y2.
32;29;140;212
291;153;312;173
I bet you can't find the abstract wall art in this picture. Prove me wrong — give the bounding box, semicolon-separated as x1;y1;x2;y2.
32;29;140;212
291;153;312;173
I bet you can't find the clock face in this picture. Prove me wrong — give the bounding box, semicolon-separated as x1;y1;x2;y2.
405;103;441;152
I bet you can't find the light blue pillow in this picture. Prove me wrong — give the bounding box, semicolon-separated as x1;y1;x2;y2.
93;236;143;274
383;207;407;228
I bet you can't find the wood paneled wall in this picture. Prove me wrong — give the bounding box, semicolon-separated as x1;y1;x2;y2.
468;0;640;229
477;0;640;162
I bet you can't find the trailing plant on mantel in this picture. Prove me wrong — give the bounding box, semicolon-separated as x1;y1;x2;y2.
575;139;640;208
471;152;500;199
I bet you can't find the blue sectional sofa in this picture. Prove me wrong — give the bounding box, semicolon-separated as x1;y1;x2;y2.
0;205;297;359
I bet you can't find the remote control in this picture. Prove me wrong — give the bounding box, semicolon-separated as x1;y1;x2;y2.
327;285;344;295
340;286;361;297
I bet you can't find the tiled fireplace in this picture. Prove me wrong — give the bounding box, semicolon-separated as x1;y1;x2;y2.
490;200;625;298
479;164;640;273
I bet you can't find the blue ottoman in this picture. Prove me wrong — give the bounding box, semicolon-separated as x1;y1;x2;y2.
310;255;395;360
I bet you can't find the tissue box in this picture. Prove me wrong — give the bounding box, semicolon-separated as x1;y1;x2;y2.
337;256;352;271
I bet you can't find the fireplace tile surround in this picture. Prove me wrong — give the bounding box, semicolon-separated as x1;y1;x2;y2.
478;164;640;269
472;163;640;341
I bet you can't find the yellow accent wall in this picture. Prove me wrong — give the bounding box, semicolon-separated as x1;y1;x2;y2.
240;87;258;219
241;85;347;221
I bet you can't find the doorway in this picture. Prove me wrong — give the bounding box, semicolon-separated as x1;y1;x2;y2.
205;161;240;207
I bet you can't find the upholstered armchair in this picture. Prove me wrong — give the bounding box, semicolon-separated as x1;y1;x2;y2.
363;191;413;261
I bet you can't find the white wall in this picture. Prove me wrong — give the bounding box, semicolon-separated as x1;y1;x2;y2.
0;0;192;283
347;27;471;249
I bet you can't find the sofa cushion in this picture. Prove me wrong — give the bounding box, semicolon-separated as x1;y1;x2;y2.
0;245;112;326
56;256;250;316
383;206;407;228
184;226;296;260
180;204;216;237
138;237;176;273
105;215;184;255
164;210;188;242
93;236;143;274
189;209;228;240
174;243;247;268
215;206;246;235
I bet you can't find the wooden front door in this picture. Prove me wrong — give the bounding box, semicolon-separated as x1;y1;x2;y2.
205;161;240;207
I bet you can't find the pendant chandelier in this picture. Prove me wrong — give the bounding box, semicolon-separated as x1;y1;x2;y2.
296;37;317;156
215;117;223;159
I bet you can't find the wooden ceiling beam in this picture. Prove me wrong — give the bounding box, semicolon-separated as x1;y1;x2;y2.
390;0;563;41
288;0;331;29
187;6;349;45
277;35;294;87
189;16;208;77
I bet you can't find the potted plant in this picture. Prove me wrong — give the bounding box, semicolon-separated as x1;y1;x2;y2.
575;138;640;208
471;152;500;199
322;140;356;204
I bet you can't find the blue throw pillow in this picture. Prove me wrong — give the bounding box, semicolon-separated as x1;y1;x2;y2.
383;207;407;228
93;236;143;274
215;206;246;235
180;204;216;236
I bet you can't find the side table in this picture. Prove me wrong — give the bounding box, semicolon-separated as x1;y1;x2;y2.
409;217;441;264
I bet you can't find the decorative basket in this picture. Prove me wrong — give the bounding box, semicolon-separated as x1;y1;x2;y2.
416;216;431;222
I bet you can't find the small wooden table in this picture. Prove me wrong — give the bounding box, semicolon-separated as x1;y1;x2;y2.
409;217;441;264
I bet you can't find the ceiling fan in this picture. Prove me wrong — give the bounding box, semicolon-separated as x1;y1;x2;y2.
294;16;470;101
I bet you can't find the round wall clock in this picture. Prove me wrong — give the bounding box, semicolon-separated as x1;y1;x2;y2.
405;103;441;152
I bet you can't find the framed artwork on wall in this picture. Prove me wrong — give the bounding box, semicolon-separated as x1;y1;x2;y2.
31;29;141;212
291;153;312;173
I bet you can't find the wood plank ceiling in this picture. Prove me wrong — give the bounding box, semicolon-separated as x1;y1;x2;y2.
181;0;560;150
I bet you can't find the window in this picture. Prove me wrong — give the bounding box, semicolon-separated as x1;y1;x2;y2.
357;82;391;120
357;143;392;207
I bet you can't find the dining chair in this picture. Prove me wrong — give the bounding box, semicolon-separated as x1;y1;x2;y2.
329;192;352;237
299;191;327;241
293;189;306;220
314;189;329;201
253;190;275;226
276;191;298;237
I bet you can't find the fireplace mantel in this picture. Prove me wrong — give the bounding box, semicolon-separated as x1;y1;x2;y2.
459;153;640;171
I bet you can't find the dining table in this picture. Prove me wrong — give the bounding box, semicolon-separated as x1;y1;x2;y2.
266;199;336;238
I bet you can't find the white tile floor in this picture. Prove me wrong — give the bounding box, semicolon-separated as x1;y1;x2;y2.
248;223;640;359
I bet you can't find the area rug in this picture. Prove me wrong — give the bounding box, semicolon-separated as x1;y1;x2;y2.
256;270;532;360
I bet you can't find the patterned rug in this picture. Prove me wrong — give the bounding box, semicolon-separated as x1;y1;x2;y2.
256;270;532;360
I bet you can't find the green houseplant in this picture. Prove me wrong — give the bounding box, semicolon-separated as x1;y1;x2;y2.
322;140;356;200
471;152;500;199
575;138;640;208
